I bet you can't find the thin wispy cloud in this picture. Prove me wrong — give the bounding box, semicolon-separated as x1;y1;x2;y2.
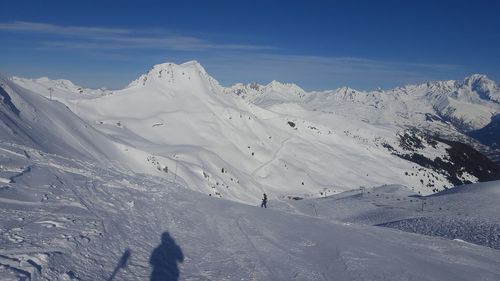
41;38;271;51
0;21;466;90
0;21;130;36
0;21;272;51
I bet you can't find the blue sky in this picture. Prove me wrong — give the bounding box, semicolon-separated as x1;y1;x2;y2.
0;0;499;90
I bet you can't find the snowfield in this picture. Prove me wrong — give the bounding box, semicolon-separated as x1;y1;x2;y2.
1;61;500;280
1;142;500;280
288;183;500;250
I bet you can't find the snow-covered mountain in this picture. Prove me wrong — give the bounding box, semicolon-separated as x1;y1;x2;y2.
228;72;500;163
230;73;500;133
2;61;500;280
4;61;500;203
0;77;120;163
10;76;113;99
226;80;307;107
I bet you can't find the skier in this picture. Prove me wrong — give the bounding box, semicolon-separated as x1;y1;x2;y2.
261;193;268;208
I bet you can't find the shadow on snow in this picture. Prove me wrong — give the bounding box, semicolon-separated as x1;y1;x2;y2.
150;231;184;281
107;248;132;281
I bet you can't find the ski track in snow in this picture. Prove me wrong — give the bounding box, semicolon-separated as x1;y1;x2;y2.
250;136;290;179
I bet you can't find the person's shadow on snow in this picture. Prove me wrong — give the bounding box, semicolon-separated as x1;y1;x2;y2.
150;232;184;281
107;249;131;281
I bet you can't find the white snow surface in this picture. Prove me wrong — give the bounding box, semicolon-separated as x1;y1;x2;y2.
8;61;499;203
2;61;500;280
1;141;500;280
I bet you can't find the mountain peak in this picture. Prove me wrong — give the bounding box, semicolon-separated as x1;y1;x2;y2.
151;60;205;73
127;60;220;90
457;74;499;103
336;86;355;92
334;86;366;96
464;73;490;82
265;80;305;94
461;74;496;89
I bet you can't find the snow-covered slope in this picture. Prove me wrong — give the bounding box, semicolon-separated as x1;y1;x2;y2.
0;77;118;163
1;142;500;280
7;62;500;203
289;180;500;251
0;76;183;183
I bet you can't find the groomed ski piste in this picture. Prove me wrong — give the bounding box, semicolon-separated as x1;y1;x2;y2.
1;61;500;280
